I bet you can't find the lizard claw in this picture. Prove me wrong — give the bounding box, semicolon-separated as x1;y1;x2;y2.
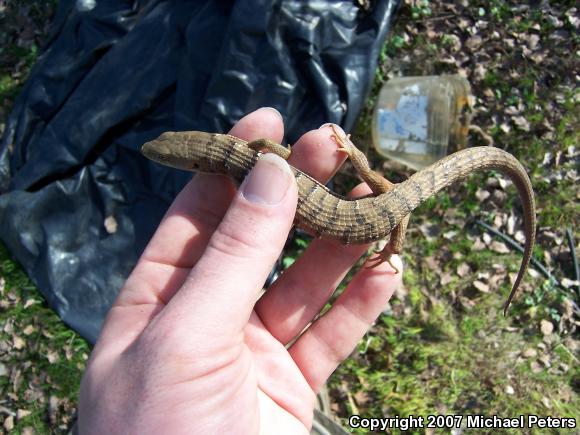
330;125;355;157
366;247;400;274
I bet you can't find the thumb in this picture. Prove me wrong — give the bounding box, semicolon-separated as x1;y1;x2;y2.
162;152;298;336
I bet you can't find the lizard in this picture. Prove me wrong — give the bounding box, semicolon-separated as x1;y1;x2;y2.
141;127;536;314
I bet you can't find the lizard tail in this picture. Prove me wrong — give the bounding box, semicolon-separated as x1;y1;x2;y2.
378;146;536;314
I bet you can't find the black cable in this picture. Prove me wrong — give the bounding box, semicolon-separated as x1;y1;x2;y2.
473;219;558;285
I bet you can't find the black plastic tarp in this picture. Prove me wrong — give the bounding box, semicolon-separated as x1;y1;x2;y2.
0;0;400;344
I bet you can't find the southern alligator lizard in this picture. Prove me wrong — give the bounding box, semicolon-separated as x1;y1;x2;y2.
141;129;536;314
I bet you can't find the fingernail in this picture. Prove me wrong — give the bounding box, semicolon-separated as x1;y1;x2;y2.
261;107;283;121
242;153;293;205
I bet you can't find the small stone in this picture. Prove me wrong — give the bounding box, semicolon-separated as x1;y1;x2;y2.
505;385;515;395
522;348;537;358
0;362;7;377
541;397;552;409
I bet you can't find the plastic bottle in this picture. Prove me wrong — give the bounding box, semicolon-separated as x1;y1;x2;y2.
371;75;473;171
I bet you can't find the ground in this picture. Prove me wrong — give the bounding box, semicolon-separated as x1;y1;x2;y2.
0;1;578;434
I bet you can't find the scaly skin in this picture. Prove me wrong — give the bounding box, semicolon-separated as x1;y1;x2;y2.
141;130;536;313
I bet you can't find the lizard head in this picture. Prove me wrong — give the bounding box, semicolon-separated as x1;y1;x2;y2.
141;131;203;171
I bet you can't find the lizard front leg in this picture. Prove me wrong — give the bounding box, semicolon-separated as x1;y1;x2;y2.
330;125;409;273
246;138;291;160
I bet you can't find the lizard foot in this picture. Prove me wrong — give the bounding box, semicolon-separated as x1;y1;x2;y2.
366;246;400;274
330;124;356;158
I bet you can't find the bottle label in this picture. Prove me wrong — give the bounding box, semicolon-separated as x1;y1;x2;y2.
377;91;429;154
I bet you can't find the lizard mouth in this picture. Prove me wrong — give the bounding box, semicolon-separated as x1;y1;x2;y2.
141;142;166;163
141;134;174;163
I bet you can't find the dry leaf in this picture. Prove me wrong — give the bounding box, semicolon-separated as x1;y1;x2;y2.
528;34;540;50
3;415;14;431
13;336;25;350
540;320;554;336
23;299;37;309
443;230;458;240
473;280;490;293
506;214;517;235
48;396;60;426
47;352;59;364
561;278;580;289
104;215;118;234
482;233;492;245
23;325;35;336
512;116;531;131
441;272;453;286
475;188;490;201
490;241;510;254
419;222;441;240
457;263;471;277
16;409;31;420
472;238;487;251
541;397;552;409
530;361;543;373
465;35;482;51
0;362;7;377
539;354;552;368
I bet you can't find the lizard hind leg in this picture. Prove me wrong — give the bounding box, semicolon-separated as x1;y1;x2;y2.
329;124;410;274
365;214;410;274
366;246;399;273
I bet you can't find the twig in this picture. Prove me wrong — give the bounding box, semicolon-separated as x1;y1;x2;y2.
425;14;455;22
469;125;494;146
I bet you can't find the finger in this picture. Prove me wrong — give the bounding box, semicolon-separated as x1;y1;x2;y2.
97;108;284;349
255;184;372;345
289;255;403;392
155;150;298;341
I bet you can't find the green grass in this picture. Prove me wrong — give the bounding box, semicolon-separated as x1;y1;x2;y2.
0;243;90;433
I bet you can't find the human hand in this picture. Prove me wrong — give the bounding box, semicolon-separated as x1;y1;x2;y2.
78;107;403;434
